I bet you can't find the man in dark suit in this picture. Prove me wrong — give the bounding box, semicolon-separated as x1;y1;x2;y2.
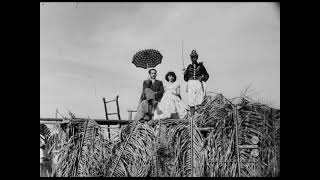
135;88;158;122
140;68;164;103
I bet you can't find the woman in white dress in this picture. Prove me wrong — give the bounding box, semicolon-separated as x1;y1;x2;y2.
153;71;187;120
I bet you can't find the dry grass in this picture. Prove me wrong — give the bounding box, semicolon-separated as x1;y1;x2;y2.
40;93;279;177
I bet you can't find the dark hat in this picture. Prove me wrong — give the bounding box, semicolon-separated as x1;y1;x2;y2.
190;49;198;57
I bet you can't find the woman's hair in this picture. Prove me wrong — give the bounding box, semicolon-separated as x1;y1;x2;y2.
165;71;177;82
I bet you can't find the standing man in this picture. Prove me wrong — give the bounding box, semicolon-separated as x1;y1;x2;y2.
183;50;209;116
140;68;164;103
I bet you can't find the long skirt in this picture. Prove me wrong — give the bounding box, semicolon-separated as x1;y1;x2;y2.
153;91;187;120
187;80;206;106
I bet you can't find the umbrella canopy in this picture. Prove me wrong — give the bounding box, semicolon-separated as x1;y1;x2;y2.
132;49;163;69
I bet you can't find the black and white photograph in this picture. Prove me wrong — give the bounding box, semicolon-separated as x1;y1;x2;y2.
40;2;280;177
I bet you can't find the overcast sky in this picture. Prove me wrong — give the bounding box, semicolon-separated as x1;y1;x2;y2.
40;2;280;119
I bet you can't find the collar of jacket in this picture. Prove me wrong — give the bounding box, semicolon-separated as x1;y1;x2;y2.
149;79;157;82
191;61;199;66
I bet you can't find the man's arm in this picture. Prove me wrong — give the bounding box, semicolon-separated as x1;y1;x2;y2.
176;85;180;95
183;65;190;82
176;85;182;99
154;81;164;101
200;63;209;82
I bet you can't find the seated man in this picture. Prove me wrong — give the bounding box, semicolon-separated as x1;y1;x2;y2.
134;88;158;123
140;68;164;103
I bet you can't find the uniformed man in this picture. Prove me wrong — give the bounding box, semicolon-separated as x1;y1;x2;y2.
183;50;209;116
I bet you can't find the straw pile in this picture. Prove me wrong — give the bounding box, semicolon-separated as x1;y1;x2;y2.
194;94;280;177
40;94;279;177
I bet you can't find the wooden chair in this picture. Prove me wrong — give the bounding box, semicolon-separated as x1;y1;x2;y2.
102;95;121;140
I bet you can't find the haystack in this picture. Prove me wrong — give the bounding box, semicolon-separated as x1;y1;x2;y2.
193;94;280;177
40;94;280;177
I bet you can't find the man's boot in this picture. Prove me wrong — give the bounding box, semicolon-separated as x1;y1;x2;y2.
190;106;195;116
195;105;200;114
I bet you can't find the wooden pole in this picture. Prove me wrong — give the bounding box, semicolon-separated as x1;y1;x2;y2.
116;95;121;128
40;118;219;130
103;97;111;140
234;106;241;177
103;98;108;120
222;116;225;176
116;95;121;120
40;118;133;125
190;116;194;177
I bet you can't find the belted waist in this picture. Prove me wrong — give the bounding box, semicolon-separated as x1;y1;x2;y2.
188;77;200;80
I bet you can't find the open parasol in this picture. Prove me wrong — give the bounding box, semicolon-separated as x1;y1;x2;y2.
132;49;163;69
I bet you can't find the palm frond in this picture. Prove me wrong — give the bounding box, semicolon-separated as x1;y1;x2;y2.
106;121;156;177
41;95;279;177
52;118;112;177
194;94;279;177
40;124;51;142
150;118;205;177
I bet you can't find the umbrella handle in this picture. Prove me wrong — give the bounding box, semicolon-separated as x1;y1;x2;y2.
146;63;149;77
